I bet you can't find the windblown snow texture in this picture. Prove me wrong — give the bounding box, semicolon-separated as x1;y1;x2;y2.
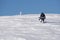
0;14;60;40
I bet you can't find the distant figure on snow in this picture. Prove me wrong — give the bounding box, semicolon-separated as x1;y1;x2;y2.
39;12;46;23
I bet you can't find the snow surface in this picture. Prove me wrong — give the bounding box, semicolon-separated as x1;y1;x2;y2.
0;14;60;40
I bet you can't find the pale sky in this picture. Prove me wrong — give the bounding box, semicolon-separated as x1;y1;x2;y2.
0;0;60;15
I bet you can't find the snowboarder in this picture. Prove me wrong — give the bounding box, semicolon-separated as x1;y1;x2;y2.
39;12;46;23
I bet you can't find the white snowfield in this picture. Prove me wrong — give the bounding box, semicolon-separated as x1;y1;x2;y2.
0;14;60;40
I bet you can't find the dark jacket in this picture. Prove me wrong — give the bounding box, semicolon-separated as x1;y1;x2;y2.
40;13;46;19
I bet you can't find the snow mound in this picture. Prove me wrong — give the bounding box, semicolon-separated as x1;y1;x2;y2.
0;14;60;40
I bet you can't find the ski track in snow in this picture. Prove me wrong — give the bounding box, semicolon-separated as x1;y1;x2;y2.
0;14;60;40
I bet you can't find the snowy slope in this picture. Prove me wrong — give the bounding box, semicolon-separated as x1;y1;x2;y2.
0;14;60;40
